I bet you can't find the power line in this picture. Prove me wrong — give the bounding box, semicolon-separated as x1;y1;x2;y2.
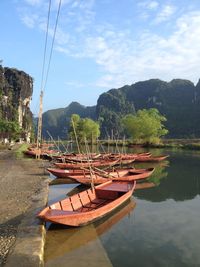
36;0;62;151
40;0;52;92
33;0;62;115
32;0;52;116
43;0;62;94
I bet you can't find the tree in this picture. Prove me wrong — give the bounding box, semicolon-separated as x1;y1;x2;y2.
122;108;168;144
69;114;100;143
0;119;22;141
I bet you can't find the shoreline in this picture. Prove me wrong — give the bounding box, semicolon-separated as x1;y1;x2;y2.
0;145;50;266
99;139;200;150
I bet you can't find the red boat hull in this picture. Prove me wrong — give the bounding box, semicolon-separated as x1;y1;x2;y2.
72;168;155;185
38;181;136;226
54;159;120;169
134;155;169;162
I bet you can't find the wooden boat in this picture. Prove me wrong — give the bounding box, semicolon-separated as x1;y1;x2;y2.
37;180;136;226
134;155;169;162
116;158;135;165
47;167;154;180
47;168;91;178
53;152;150;163
24;148;59;159
52;153;99;162
45;199;136;261
53;159;120;169
59;157;135;166
108;152;151;160
70;167;155;185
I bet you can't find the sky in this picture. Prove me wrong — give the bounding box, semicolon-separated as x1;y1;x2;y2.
1;0;200;116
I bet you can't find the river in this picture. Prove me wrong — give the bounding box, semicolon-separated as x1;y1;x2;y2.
44;148;200;267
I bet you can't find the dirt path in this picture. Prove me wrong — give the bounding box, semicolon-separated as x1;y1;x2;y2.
0;147;49;266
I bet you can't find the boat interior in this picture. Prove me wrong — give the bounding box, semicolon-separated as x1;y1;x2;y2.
48;183;131;213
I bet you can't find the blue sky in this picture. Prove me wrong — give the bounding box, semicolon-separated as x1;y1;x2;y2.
1;0;200;115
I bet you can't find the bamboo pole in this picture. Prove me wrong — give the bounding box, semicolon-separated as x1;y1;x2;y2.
84;138;95;192
71;118;81;155
36;91;43;159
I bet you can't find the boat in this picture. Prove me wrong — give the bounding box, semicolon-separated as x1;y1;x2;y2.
109;152;151;161
47;167;154;181
45;199;136;262
52;153;100;162
23;148;59;159
37;180;136;226
53;158;120;169
52;152;150;163
47;167;91;178
69;168;155;185
134;155;169;162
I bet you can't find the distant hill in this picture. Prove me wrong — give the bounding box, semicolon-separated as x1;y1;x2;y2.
40;78;200;139
41;102;96;139
97;79;200;138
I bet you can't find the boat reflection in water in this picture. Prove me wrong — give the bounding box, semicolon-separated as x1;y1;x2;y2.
135;182;156;190
45;198;136;265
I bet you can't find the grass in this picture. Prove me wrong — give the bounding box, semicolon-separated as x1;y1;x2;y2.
15;143;29;158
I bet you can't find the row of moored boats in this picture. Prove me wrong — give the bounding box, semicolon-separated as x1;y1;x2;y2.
24;146;169;226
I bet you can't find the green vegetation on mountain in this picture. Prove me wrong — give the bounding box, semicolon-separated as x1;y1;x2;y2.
0;65;33;142
41;102;96;139
97;89;135;138
0;119;22;141
41;78;200;140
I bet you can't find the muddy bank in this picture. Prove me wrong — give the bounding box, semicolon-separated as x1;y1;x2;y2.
0;146;49;266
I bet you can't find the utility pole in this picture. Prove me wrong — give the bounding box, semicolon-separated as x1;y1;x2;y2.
36;90;43;159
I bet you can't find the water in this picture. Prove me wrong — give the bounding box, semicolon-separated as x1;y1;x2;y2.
44;149;200;267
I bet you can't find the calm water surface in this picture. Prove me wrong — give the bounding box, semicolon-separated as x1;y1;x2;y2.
44;149;200;267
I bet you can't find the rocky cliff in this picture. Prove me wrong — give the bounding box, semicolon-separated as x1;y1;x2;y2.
0;65;33;142
97;79;200;138
41;78;200;139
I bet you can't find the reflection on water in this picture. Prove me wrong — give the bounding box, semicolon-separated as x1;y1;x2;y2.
45;149;200;267
45;199;136;266
45;200;135;259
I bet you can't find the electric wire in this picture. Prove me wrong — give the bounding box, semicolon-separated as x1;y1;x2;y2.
43;0;62;94
35;0;62;148
40;0;52;92
33;0;62;114
32;0;52;116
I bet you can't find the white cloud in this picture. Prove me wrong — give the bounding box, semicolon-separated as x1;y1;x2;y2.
81;11;200;88
21;14;39;28
19;1;200;89
154;4;176;24
138;1;159;10
148;1;159;10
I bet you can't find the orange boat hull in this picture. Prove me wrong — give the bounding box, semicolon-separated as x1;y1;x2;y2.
70;168;155;185
134;155;169;162
54;159;119;169
38;181;136;226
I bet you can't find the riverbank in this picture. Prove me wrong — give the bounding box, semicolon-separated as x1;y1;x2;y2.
99;139;200;150
0;145;50;266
